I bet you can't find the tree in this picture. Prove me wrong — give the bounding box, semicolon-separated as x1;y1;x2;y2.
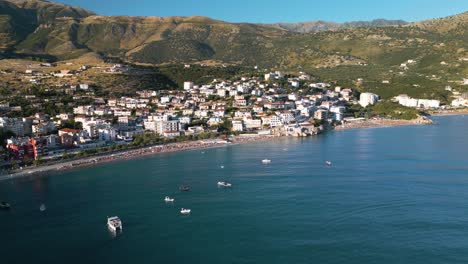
0;130;15;147
217;118;232;134
60;120;83;130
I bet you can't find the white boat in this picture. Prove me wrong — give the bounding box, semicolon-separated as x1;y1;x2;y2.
326;161;332;166
262;159;271;164
180;208;191;214
217;181;232;187
107;216;122;232
164;196;175;202
39;204;46;212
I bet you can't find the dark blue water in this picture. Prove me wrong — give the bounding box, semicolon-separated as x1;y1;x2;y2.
1;115;468;263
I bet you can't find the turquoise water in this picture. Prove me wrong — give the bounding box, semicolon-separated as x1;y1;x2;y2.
1;115;468;263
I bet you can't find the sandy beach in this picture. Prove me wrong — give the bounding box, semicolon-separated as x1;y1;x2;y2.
429;109;468;116
0;114;443;181
333;117;432;131
0;135;279;181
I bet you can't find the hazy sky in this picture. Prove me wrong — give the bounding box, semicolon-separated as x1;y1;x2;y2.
55;0;467;23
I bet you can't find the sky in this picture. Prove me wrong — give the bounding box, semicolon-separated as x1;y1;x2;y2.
54;0;468;23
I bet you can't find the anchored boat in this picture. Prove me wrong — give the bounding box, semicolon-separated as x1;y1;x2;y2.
164;196;175;202
107;216;123;232
217;181;232;187
180;208;191;215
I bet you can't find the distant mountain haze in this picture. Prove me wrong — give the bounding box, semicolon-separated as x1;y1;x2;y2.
267;19;409;33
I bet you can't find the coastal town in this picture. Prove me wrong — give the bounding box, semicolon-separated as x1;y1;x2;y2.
0;61;467;174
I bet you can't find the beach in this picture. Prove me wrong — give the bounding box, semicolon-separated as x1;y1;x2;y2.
0;116;440;180
1;114;446;180
429;108;468;116
0;135;279;181
333;116;433;131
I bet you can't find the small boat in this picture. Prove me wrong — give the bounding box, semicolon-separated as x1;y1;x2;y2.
39;204;46;212
107;216;123;232
326;161;332;166
262;159;271;164
164;196;175;202
180;208;191;214
179;186;191;192
220;165;224;169
217;181;232;187
0;201;11;210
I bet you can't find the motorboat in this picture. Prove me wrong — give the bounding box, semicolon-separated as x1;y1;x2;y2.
107;216;123;232
217;181;232;187
179;186;191;192
326;161;332;166
180;208;191;214
262;159;271;164
0;201;11;210
164;196;175;202
39;204;46;212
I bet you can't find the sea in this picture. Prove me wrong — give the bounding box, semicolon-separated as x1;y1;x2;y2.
1;115;468;264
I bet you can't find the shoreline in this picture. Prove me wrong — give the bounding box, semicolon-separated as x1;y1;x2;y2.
0;114;446;181
0;135;279;181
333;117;431;131
429;109;468;116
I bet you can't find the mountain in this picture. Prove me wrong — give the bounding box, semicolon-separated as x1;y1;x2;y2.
0;0;466;74
269;19;408;33
409;11;468;35
0;0;94;58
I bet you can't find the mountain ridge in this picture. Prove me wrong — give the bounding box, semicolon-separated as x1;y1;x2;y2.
0;0;466;72
267;19;408;33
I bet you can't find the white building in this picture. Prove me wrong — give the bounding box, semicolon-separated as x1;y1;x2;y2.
314;109;328;120
394;94;440;108
232;120;244;132
359;93;379;107
0;117;25;136
452;98;468;107
98;126;117;142
184;81;194;90
144;120;180;136
330;106;346;121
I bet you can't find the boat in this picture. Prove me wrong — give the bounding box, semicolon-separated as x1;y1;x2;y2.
262;159;271;164
164;196;175;202
39;204;46;212
179;186;191;192
0;201;11;210
107;216;123;232
326;161;332;166
180;208;191;214
217;181;232;187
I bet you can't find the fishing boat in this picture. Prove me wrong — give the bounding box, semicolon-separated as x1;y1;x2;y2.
180;208;191;214
164;196;175;202
179;186;191;192
107;216;123;232
217;181;232;187
0;201;11;210
262;159;271;164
